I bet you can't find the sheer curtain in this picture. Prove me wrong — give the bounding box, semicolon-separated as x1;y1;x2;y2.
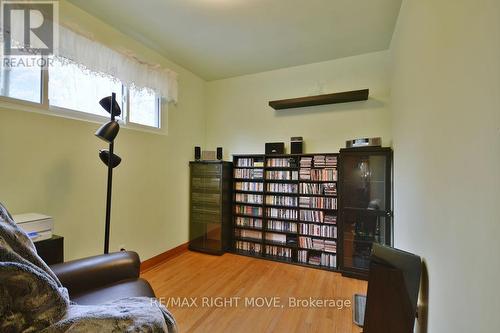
56;25;178;103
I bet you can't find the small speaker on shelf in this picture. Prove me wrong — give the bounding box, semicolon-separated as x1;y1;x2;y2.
217;147;223;160
291;136;303;154
194;146;201;160
265;142;285;155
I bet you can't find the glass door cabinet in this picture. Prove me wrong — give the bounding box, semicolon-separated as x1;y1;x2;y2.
338;147;393;279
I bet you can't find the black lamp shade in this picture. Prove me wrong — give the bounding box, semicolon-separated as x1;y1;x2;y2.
99;149;122;168
95;121;119;143
99;96;122;116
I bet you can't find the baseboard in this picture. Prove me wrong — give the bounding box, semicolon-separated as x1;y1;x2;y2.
140;242;189;273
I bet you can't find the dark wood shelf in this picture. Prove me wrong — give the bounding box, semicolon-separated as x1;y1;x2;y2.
269;89;369;110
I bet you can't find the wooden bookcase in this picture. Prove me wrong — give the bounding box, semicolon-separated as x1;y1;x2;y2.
232;153;339;271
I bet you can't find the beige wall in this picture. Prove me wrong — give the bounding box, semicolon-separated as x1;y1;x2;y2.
0;1;206;261
390;0;500;331
205;51;392;157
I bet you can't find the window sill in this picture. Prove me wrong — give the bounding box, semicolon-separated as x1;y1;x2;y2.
0;96;168;136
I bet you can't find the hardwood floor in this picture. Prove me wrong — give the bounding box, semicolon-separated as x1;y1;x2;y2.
142;251;367;333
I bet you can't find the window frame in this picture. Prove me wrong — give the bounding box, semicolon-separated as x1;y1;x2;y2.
0;63;167;135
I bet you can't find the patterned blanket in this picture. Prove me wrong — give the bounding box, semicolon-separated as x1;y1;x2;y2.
0;203;177;333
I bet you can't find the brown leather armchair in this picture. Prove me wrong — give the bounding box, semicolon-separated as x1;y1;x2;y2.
50;251;155;305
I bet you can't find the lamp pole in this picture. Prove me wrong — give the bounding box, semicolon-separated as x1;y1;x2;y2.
103;92;116;254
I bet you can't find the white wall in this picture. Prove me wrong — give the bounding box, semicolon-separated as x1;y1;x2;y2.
205;51;392;157
390;0;500;332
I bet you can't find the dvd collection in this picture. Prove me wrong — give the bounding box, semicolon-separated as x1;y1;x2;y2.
233;154;340;270
299;196;337;209
236;240;261;254
265;170;298;180
267;220;297;232
265;245;292;258
266;183;298;193
299;237;337;253
298;251;336;268
235;229;262;240
235;193;263;204
299;223;337;238
234;168;264;179
310;168;337;181
265;232;287;244
236;158;264;167
235;217;262;229
299;182;336;196
265;195;298;207
266;207;298;220
235;205;262;216
266;158;293;167
235;181;264;192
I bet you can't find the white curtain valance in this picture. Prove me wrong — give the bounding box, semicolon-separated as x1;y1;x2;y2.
56;25;178;103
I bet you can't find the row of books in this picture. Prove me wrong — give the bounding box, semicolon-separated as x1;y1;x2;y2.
267;183;298;193
267;208;298;220
235;217;262;229
234;168;264;179
235;193;263;204
266;195;297;207
265;245;292;258
299;223;337;238
298;237;337;252
266;170;299;180
235;205;262;217
267;220;297;233
299;197;337;209
235;229;262;240
298;251;336;268
236;240;261;254
299;210;336;223
267;158;293;167
235;182;264;192
299;183;336;196
236;158;264;167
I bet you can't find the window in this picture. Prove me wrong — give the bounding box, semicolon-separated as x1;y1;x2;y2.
49;59;124;118
0;56;42;104
1;57;164;131
129;87;160;128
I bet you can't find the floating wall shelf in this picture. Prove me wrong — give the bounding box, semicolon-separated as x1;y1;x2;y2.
268;89;369;110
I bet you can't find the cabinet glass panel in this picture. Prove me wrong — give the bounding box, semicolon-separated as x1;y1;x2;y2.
342;209;389;271
341;154;387;211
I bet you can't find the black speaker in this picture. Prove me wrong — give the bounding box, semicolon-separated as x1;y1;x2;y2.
291;137;303;154
194;146;201;160
217;147;223;160
265;142;285;155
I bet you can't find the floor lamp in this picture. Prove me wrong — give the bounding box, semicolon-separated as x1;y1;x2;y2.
95;92;122;254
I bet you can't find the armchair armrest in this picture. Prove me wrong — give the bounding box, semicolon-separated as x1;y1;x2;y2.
50;251;141;296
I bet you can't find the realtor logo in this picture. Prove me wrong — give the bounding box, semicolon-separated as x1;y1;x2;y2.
2;0;58;56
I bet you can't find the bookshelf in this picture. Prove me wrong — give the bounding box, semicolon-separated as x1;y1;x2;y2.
232;153;339;271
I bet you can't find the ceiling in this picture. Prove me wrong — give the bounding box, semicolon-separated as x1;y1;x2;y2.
68;0;402;81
